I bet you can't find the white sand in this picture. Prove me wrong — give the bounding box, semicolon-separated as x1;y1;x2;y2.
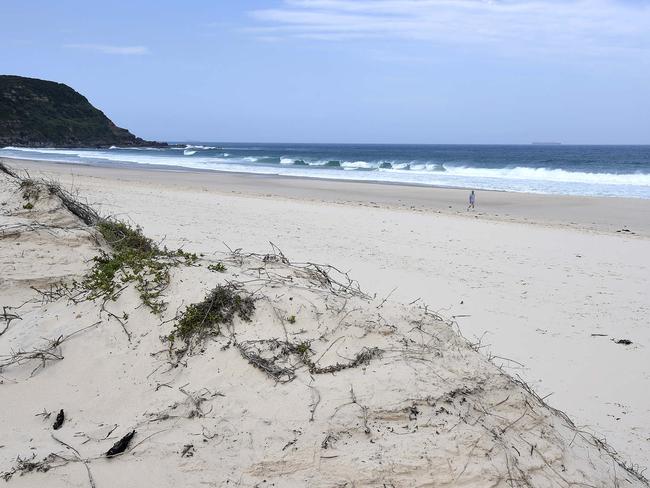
1;159;649;486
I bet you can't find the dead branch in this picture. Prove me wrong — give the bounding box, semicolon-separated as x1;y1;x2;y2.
1;306;22;336
0;321;101;375
51;435;96;488
236;341;296;383
0;161;18;178
0;453;60;481
307;347;382;375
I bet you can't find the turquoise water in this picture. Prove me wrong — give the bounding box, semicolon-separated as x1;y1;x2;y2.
2;143;650;198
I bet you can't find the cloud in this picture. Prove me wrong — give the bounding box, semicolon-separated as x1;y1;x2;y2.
248;0;650;55
64;44;150;55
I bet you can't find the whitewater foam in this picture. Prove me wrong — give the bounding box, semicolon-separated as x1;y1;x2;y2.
342;161;373;170
184;144;219;150
2;145;649;199
443;165;650;186
392;163;410;170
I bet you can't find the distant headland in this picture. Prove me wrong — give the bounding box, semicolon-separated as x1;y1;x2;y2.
0;75;166;148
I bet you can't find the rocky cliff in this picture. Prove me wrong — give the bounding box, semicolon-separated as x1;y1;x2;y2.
0;75;165;148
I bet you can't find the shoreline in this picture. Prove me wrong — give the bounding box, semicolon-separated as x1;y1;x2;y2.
3;156;650;237
4;152;650;198
3;143;650;201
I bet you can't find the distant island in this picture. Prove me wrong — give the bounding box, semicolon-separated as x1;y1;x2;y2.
0;75;166;148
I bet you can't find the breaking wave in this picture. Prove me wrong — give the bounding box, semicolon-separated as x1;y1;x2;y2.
442;165;650;186
2;145;649;198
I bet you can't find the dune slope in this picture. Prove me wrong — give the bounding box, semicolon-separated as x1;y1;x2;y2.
0;165;646;487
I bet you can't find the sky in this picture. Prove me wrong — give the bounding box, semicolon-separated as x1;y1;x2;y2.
1;0;649;144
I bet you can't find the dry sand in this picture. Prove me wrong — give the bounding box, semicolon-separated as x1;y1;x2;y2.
1;158;649;486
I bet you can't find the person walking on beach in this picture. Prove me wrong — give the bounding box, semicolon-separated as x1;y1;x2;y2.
468;190;476;211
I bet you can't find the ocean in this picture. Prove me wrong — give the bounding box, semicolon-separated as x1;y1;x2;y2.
2;143;650;199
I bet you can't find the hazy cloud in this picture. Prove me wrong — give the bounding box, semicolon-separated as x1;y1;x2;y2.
249;0;650;55
64;44;150;55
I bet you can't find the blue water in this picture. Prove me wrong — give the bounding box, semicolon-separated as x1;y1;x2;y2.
2;143;650;198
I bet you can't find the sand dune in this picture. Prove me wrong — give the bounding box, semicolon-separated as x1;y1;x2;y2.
1;164;647;487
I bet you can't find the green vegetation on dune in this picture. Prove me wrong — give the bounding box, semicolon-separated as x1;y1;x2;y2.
170;285;255;347
5;170;197;314
84;220;198;314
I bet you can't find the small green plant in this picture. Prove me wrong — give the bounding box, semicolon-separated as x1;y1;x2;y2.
19;179;40;209
19;179;40;201
171;284;255;349
8;175;197;315
287;315;296;324
81;220;198;314
294;341;310;356
207;262;227;273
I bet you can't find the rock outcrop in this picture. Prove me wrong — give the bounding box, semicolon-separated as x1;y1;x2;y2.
0;75;165;148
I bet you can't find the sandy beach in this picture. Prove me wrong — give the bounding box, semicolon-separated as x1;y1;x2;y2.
1;157;649;485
